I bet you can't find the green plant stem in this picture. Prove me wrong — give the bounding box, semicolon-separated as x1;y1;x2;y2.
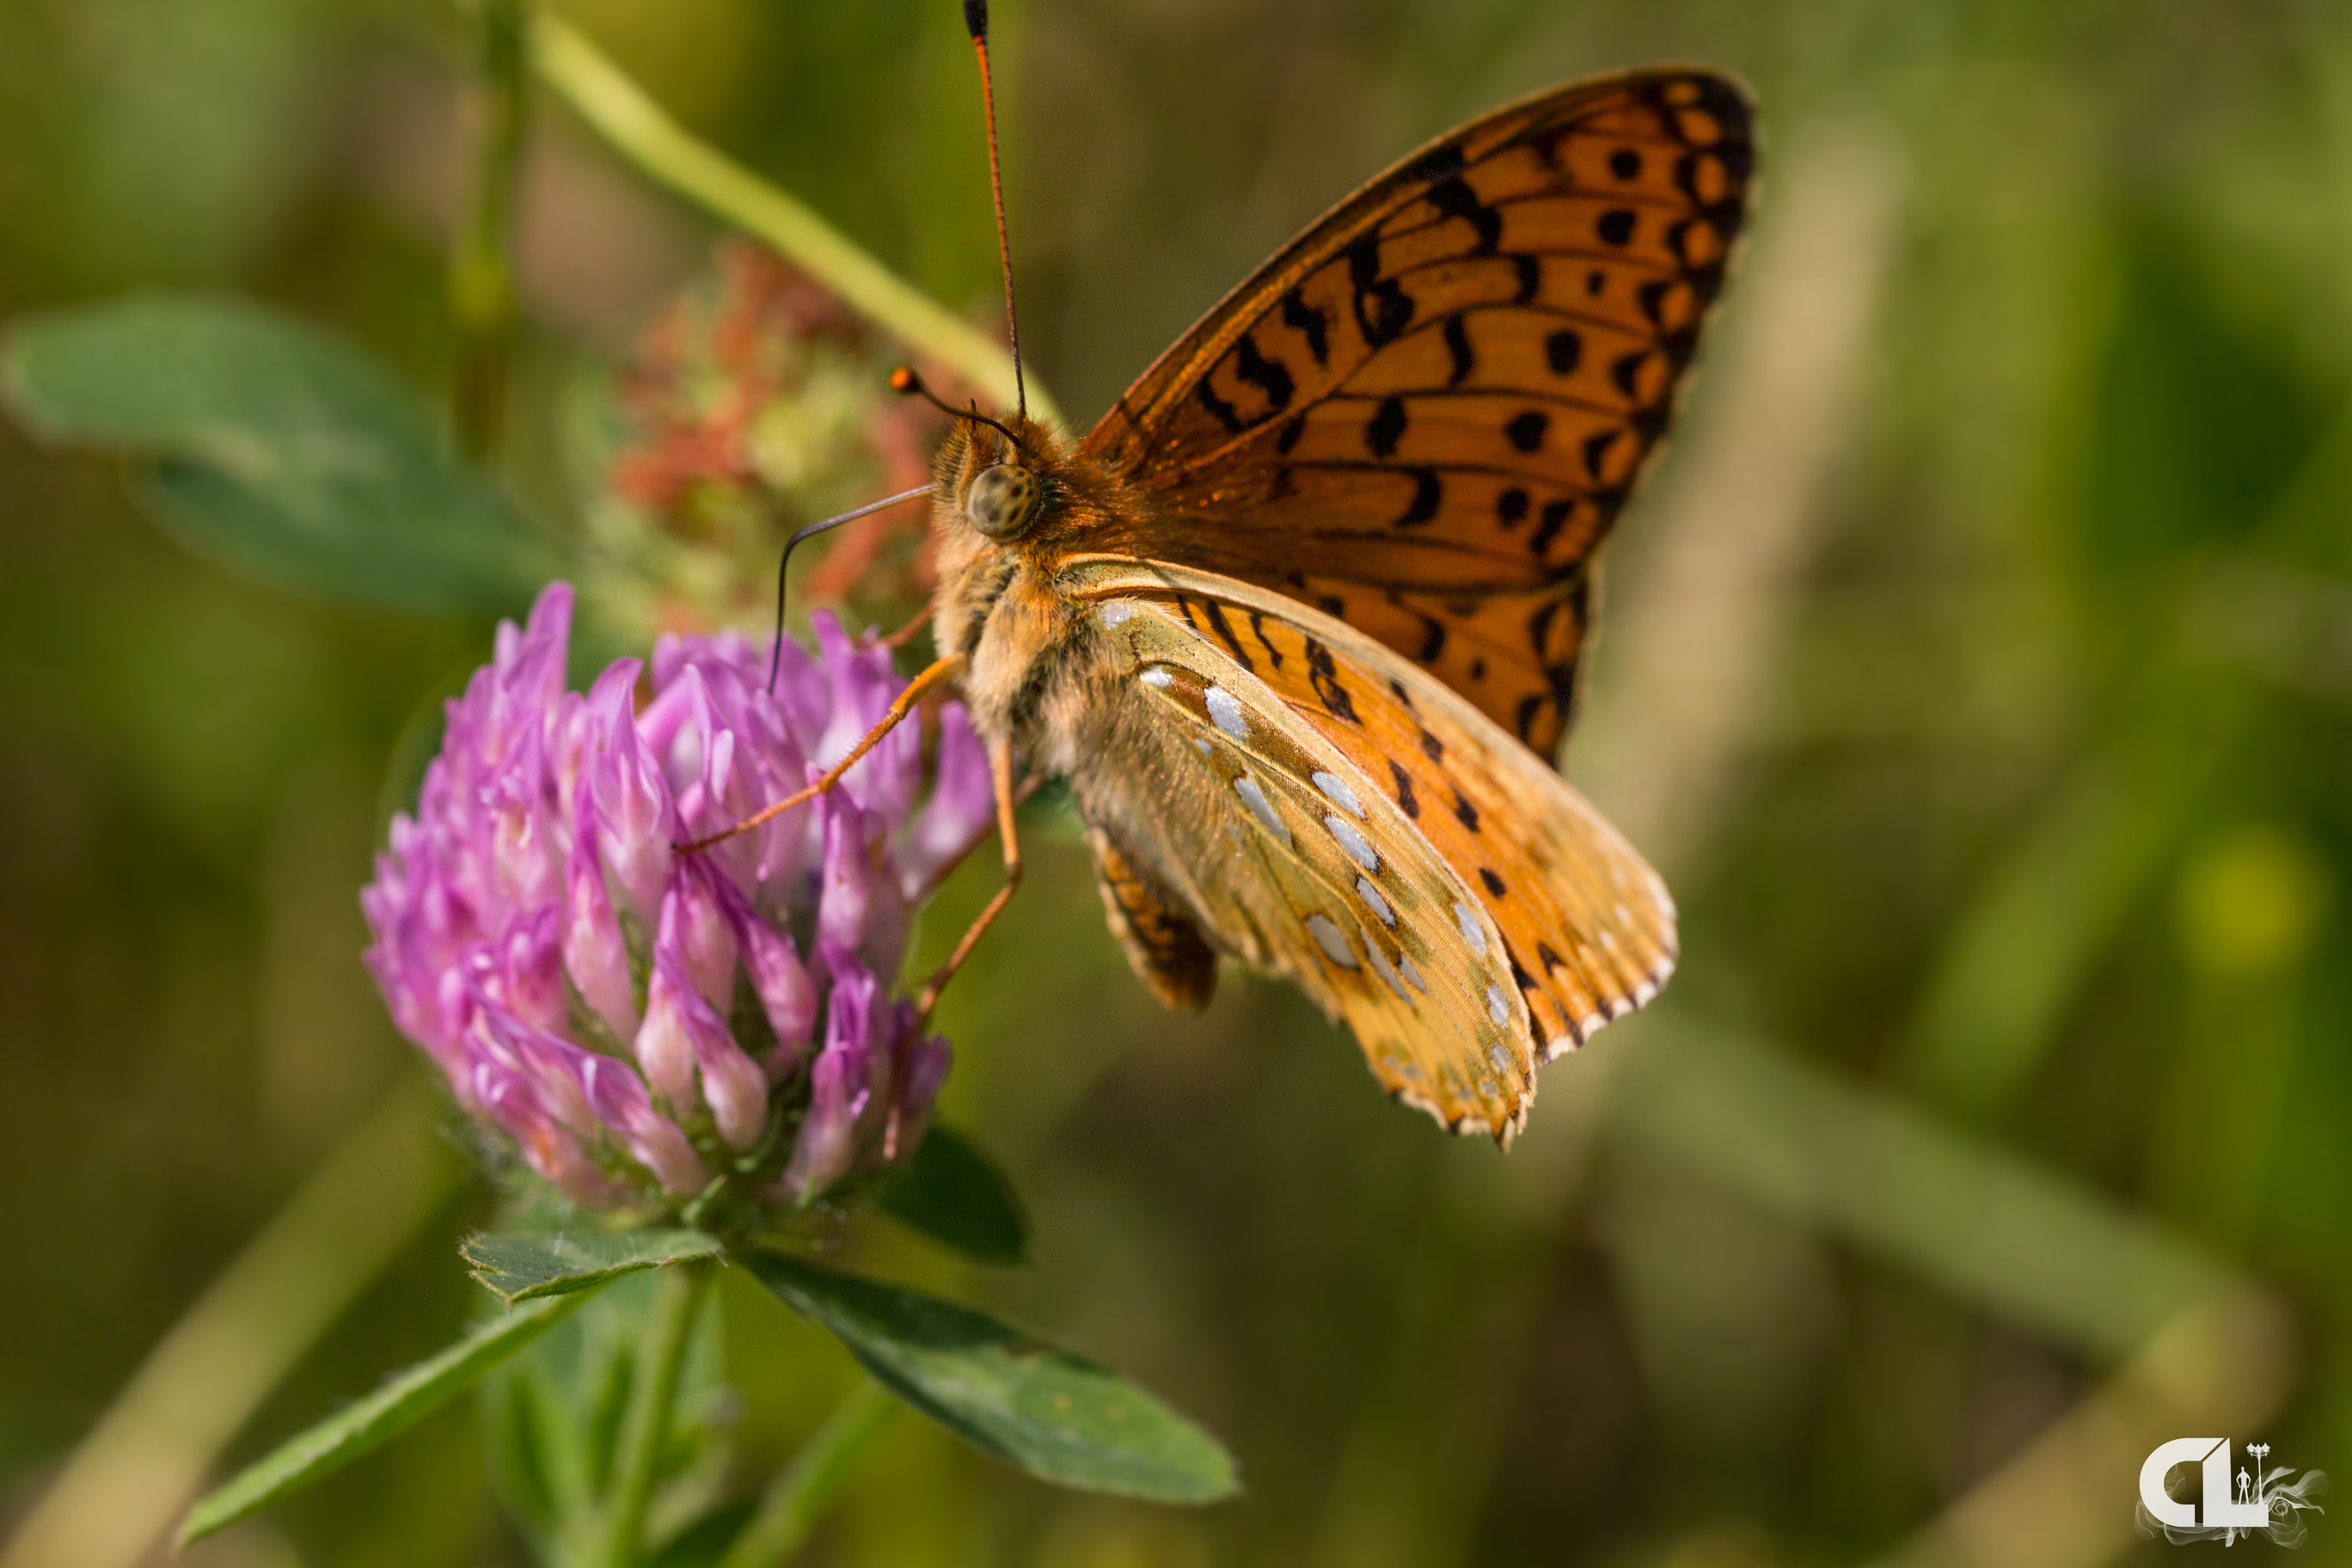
594;1260;711;1568
530;12;1056;426
450;0;528;460
718;1381;897;1568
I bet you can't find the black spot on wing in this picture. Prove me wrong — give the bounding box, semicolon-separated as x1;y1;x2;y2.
1367;396;1408;459
1546;658;1579;719
1581;429;1620;481
1610;350;1651;401
1530;499;1573;559
1196;376;1245;434
1389;759;1421;818
1512;254;1540;304
1452;789;1480;831
1304;638;1361;723
1497;487;1528;528
1442;313;1474;387
1276;414;1306;455
1234;333;1295;415
1403;142;1467;184
1428;175;1503;254
1609;147;1642;180
1479;867;1507;897
1505;410;1548;453
1596;208;1638;247
1201;599;1254;672
1405;602;1445;663
1346;233;1414;347
1247;612;1285;670
1528;598;1562;660
1396;468;1442;527
1547;329;1582;376
1282;290;1331;367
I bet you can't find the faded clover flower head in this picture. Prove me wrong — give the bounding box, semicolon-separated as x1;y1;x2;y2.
609;242;962;625
362;582;993;1219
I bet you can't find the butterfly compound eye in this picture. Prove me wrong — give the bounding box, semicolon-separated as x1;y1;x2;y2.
966;463;1039;540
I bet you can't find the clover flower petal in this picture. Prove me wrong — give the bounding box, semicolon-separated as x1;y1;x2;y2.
362;581;987;1216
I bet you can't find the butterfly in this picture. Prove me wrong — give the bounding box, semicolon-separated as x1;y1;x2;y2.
726;32;1756;1147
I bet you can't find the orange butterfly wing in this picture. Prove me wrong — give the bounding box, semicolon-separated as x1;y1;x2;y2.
1066;558;1675;1070
1076;69;1755;755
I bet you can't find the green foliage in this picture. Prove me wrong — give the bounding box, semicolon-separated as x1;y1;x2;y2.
746;1250;1239;1504
1;295;566;613
876;1124;1030;1265
480;1268;737;1567
463;1228;726;1308
179;1289;598;1547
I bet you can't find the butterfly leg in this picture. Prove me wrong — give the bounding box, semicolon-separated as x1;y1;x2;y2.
680;651;966;853
914;735;1020;1024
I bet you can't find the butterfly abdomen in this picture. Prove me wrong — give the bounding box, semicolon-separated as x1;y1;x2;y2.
1087;824;1218;1010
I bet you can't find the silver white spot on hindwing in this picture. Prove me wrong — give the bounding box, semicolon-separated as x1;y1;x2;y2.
1204;684;1251;740
1454;901;1487;957
1485;984;1510;1026
1400;956;1430;994
1141;667;1174;689
1305;913;1357;969
1355;875;1394;926
1234;774;1289;845
1363;928;1411;999
1324;814;1379;872
1098;600;1136;627
1194;737;1214;755
1312;770;1363;817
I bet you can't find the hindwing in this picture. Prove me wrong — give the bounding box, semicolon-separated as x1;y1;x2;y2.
1068;557;1675;1066
1078;577;1540;1141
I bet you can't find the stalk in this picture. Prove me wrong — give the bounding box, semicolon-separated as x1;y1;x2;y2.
450;0;528;459
592;1260;711;1568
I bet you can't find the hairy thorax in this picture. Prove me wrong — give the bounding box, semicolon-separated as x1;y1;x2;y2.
925;417;1149;781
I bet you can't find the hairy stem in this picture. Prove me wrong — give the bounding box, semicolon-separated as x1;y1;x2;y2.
530;12;1055;425
450;0;528;459
717;1381;897;1568
593;1260;711;1568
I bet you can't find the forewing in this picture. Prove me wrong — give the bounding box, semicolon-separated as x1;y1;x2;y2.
1081;70;1755;754
1069;557;1675;1063
1082;591;1538;1141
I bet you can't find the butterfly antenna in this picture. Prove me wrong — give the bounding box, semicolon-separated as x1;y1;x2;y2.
890;364;1020;450
765;485;937;693
964;0;1026;420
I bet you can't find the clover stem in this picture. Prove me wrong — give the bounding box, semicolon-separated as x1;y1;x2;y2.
450;0;528;459
529;12;1056;425
594;1259;712;1568
717;1381;897;1568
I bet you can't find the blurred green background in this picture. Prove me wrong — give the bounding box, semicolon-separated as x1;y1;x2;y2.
3;1;2349;1565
